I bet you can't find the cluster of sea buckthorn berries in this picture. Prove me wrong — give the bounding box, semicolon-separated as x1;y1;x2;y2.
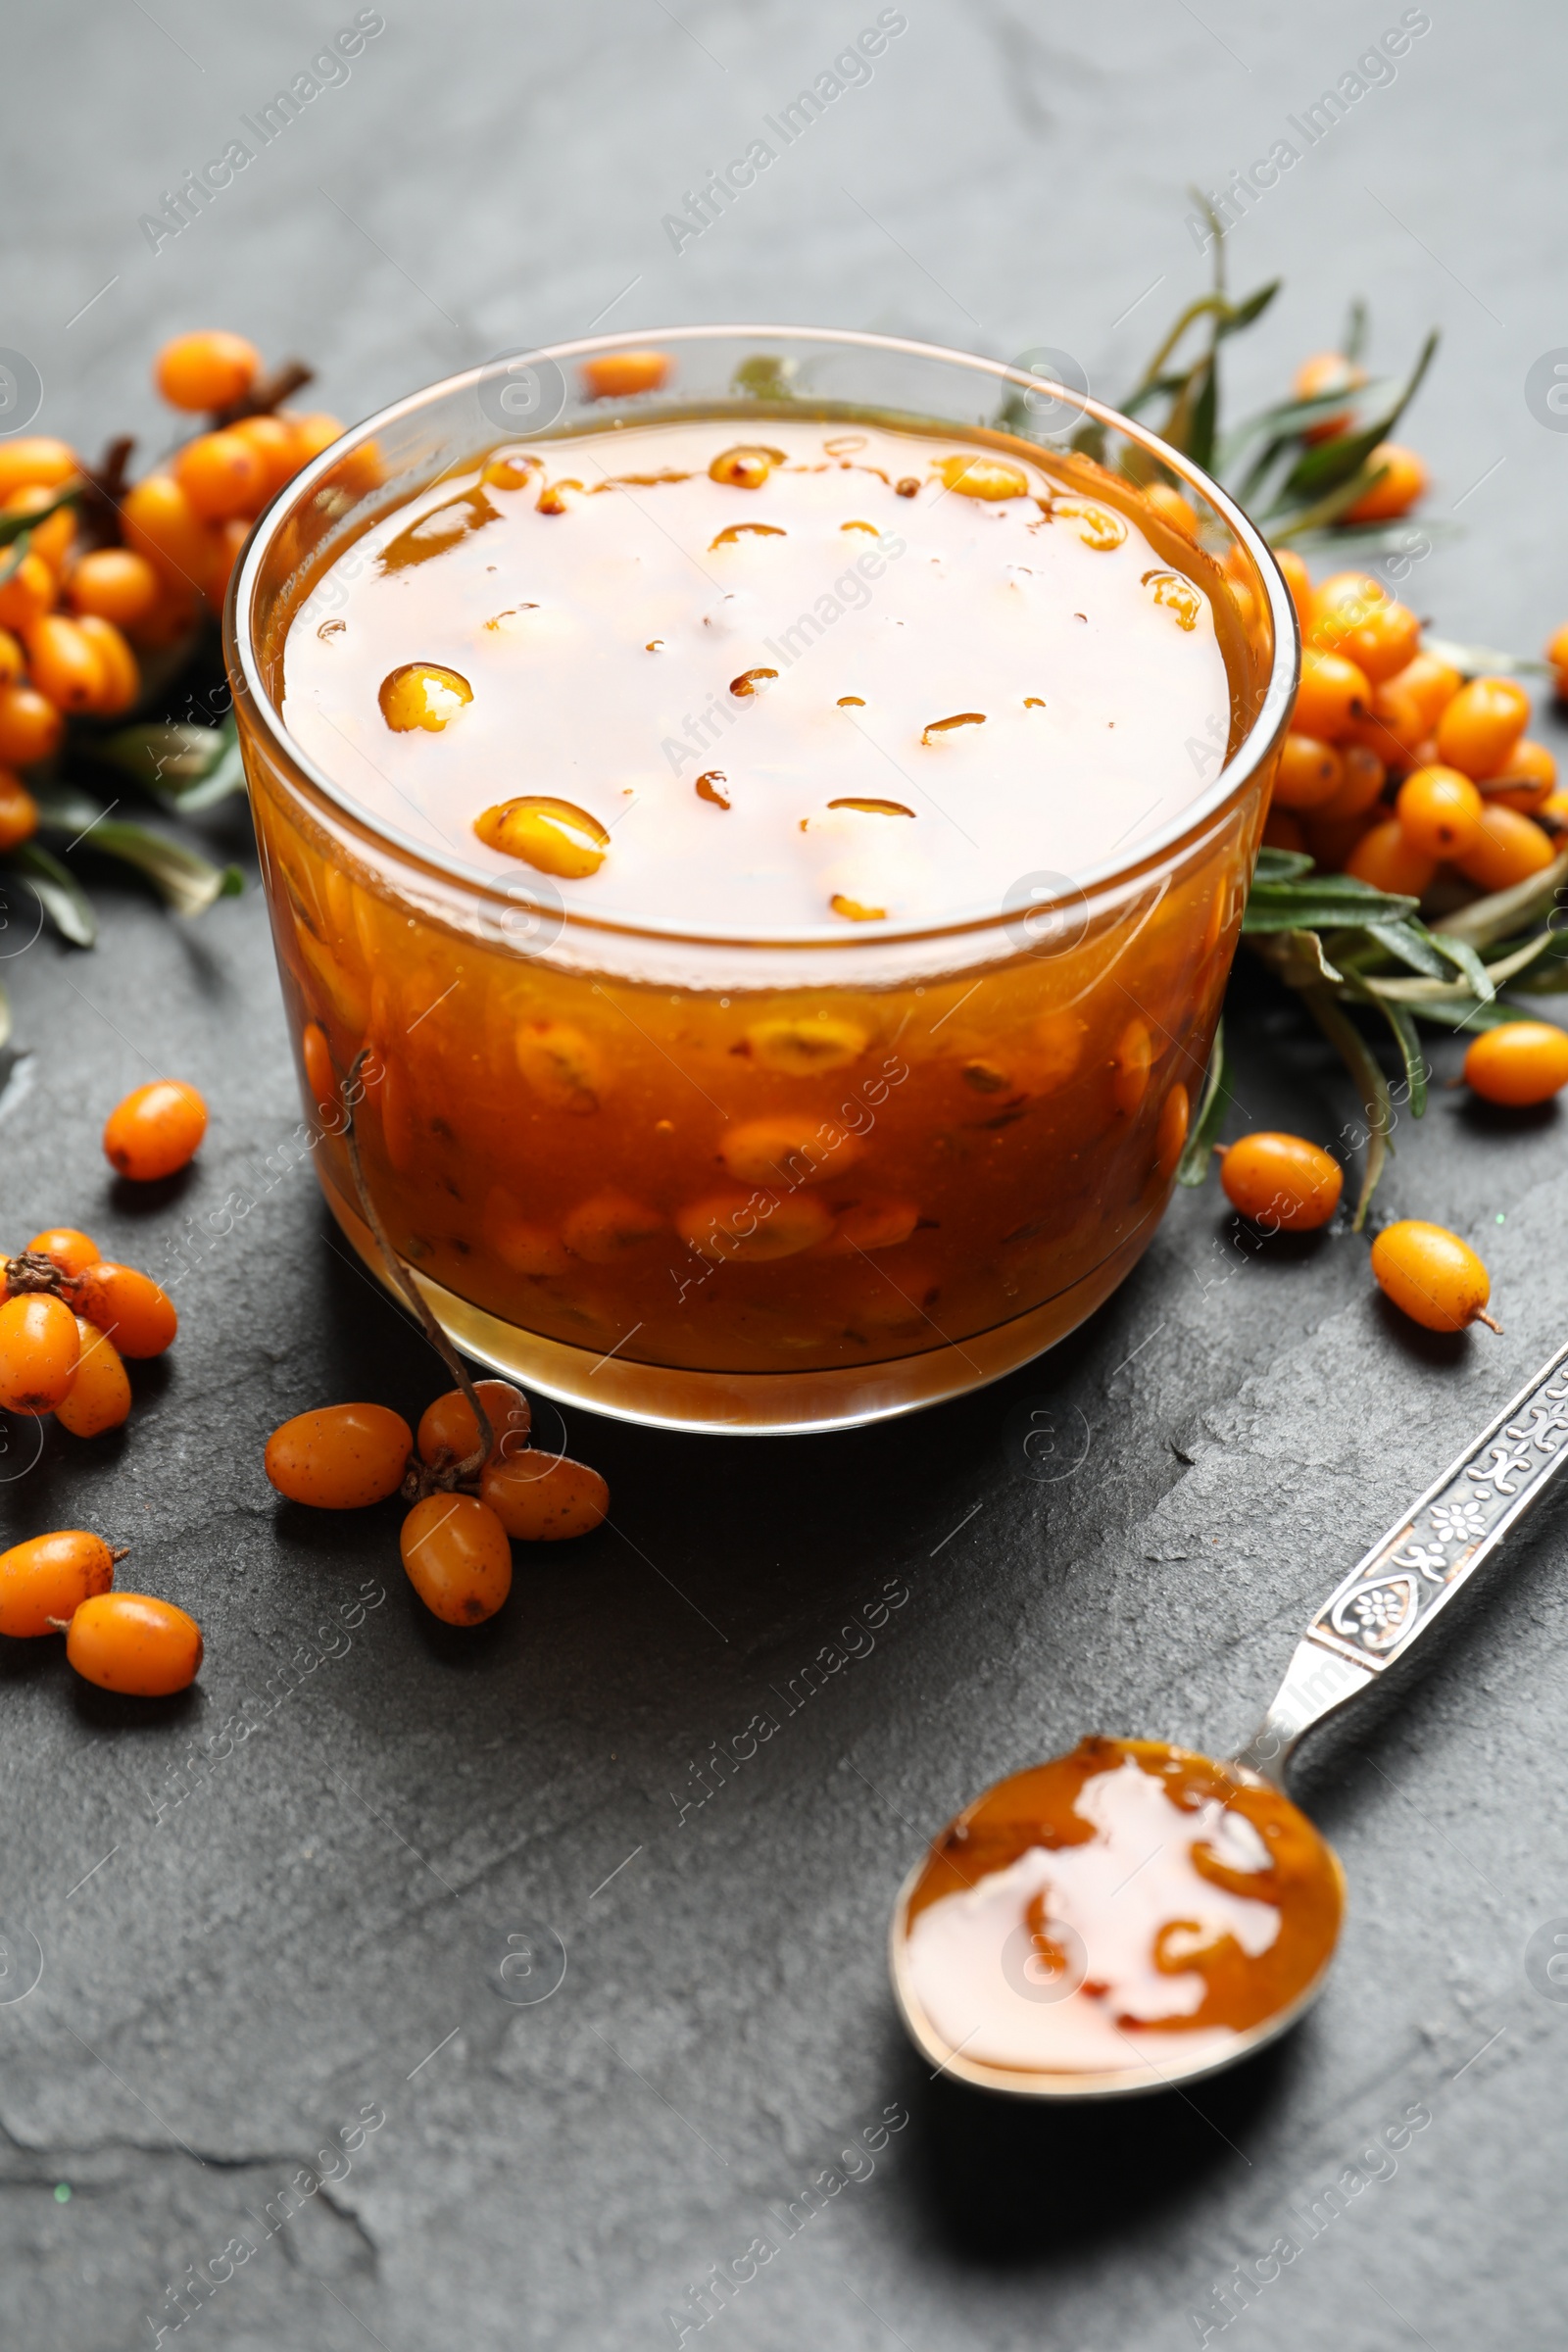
1264;563;1562;897
265;1379;610;1626
0;329;355;827
0;1532;201;1695
1218;1132;1500;1335
0;1079;209;1694
1290;352;1428;518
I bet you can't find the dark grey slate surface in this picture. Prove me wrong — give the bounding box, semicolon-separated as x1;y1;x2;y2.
6;2;1568;2344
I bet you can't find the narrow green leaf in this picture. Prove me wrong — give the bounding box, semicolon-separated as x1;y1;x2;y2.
1188;354;1219;475
1302;986;1392;1230
89;821;239;917
1276;328;1438;504
1420;635;1549;681
1362;919;1450;982
1439;852;1568;949
1361;989;1428;1116
1343;297;1369;364
1177;1018;1231;1186
1245;884;1420;935
1425;929;1494;1003
11;842;96;947
1252;847;1316;884
29;781;108;836
98;718;226;790
1270;455;1391;541
1216;280;1281;339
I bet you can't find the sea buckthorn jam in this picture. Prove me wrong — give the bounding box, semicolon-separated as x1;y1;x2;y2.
900;1739;1343;2081
250;402;1273;1405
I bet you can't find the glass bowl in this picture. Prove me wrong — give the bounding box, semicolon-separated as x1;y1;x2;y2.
224;325;1297;1435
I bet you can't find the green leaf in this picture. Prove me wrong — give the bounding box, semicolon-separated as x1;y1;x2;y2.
1217;280;1281;338
1420;635;1549;681
1361;918;1449;980
1439;852;1568;949
1343;297;1369;364
1252;847;1315;884
732;356;794;399
1187;354;1219;475
1177;1018;1231;1185
1274;328;1438;506
11;842;95;946
1425;929;1494;1004
90;821;241;917
1244;879;1420;935
1250;928;1345;988
28;781;109;836
1362;988;1428;1116
1301;986;1393;1229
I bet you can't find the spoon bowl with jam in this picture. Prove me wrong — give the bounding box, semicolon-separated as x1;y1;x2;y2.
893;1337;1568;2095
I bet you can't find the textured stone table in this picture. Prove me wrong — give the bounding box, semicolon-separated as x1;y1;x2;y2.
7;3;1568;2344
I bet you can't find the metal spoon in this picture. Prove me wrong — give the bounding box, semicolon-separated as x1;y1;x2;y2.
892;1337;1568;2098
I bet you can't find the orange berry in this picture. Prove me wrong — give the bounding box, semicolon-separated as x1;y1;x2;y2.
1340;679;1428;772
203;517;250;608
0;683;64;766
3;485;76;578
480;1452;610;1542
1371;1220;1495;1334
1314;741;1386;822
66;1592;203;1694
580;350;671;400
0;1292;80;1413
22;613;106;713
1489;738;1556;815
1434;676;1531;781
0;768;37;851
1395;764;1483;860
127;577;201;651
1386;650;1462;733
401;1493;513;1624
0;1530;118;1638
120;473;211;589
417;1380;531;1469
0;439;78;499
1451;805;1556;892
1274;732;1347;811
26;1228;99;1277
1343;443;1427;523
0;627;22;685
1293;647;1370;740
173;429;267;523
229;413;303;501
1463;1020;1568;1107
103;1078;208;1180
1261;808;1306;853
155;330;260;414
0;550;58;632
1292;352;1366;441
289;412;346;464
1145;481;1200;539
1345;817;1436;898
69;547;161;627
56;1317;132;1438
1221;1132;1343;1231
68;1262;176;1358
73;614;140;715
265;1402;414;1509
1271;546;1313;631
1154;1081;1191;1181
1309;588;1421;685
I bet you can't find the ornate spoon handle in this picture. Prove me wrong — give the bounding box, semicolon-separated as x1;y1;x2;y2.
1237;1338;1568;1783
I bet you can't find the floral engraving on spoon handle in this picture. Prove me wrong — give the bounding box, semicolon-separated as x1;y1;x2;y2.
1306;1342;1568;1670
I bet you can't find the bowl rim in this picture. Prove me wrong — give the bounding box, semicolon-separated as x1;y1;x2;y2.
224;321;1300;955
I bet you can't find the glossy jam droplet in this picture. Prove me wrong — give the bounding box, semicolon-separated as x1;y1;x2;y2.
897;1738;1343;2083
709;445;783;489
828;798;913;817
475;796;611;878
378;662;473;732
922;710;986;744
710;522;787;549
830;892;886;922
695;771;730;808
729;667;778;698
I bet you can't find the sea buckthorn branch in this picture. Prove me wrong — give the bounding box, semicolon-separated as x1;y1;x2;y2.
338;1045;495;1494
